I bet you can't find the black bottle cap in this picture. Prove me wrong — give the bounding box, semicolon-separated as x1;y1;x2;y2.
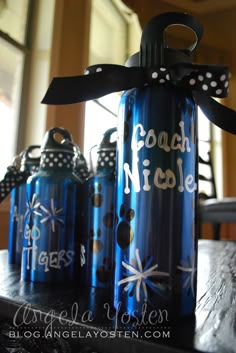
97;128;117;170
20;145;41;172
98;128;117;153
41;127;76;154
125;52;139;67
140;12;203;67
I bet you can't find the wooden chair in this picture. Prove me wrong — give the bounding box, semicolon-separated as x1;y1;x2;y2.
198;152;236;240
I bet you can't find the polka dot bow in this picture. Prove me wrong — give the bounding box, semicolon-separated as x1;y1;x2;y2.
42;63;236;135
0;166;29;203
148;64;229;98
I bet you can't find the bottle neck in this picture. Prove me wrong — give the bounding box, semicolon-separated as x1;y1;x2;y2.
40;150;75;172
97;150;116;169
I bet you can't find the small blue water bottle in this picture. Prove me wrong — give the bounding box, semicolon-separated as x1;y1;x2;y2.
21;127;81;283
81;128;117;288
8;146;40;265
114;13;200;318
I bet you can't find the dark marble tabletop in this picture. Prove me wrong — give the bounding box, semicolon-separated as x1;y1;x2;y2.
0;240;235;353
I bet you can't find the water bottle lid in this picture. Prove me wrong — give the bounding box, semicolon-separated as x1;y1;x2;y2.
125;52;139;67
140;12;203;67
40;127;78;171
97;128;117;170
41;127;76;154
98;128;117;153
20;145;41;172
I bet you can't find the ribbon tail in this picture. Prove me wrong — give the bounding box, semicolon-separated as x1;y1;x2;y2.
0;170;28;204
194;91;236;135
41;66;146;105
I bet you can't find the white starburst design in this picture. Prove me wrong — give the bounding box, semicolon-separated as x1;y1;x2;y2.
118;248;170;302
177;252;196;296
80;244;86;267
40;198;64;232
25;193;42;220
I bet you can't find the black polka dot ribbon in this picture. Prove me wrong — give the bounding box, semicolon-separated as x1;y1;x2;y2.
42;62;236;135
40;151;74;170
75;153;90;182
97;150;116;170
0;166;29;203
84;63;229;99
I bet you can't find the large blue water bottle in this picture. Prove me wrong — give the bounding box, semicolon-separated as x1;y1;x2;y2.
81;128;116;288
42;10;234;317
114;13;200;318
8;146;40;265
21;127;81;283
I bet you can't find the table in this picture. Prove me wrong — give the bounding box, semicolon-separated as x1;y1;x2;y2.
0;240;235;353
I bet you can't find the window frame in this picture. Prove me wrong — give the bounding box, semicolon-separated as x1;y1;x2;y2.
0;1;34;211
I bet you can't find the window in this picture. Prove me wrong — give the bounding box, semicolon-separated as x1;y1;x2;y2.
83;0;141;163
0;0;31;178
198;107;223;199
211;123;223;198
0;0;55;180
198;108;214;198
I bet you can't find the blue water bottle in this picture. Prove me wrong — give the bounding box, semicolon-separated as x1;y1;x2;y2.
42;11;234;317
81;128;116;288
21;127;81;283
114;13;200;318
8;146;40;265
